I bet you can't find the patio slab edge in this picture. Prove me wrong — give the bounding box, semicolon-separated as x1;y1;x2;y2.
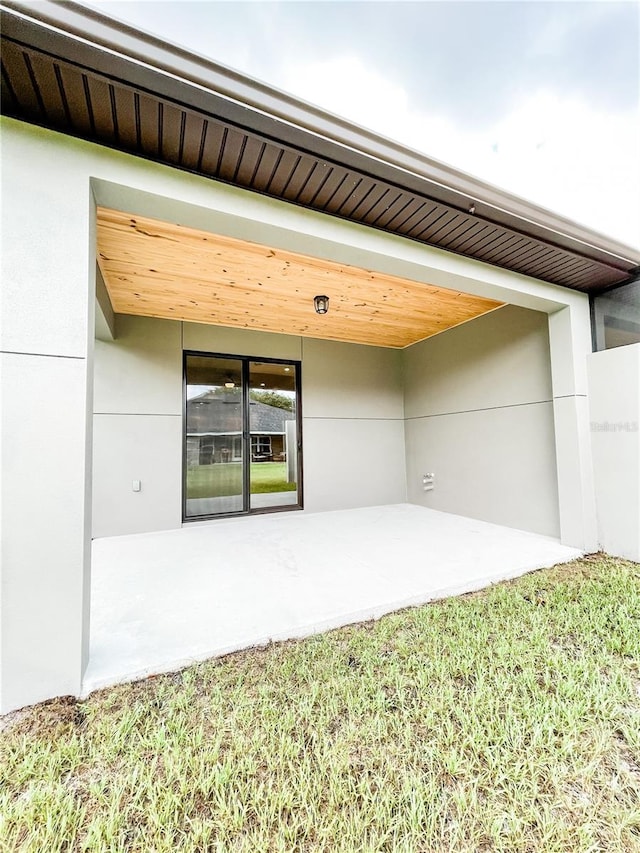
80;549;582;699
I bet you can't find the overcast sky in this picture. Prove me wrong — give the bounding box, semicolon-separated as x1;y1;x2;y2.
87;1;639;248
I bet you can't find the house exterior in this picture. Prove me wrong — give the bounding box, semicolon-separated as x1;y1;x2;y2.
1;1;639;714
186;394;295;465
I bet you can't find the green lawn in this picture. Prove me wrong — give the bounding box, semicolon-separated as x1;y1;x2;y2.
187;462;296;498
1;555;639;852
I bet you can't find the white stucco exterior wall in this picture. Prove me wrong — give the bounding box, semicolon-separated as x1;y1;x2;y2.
588;344;640;561
93;316;183;538
403;305;560;537
548;303;598;551
93;307;562;539
93;318;405;537
0;116;598;713
0;123;94;713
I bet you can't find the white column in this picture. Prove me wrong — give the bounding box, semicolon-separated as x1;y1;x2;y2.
548;301;598;551
0;122;94;713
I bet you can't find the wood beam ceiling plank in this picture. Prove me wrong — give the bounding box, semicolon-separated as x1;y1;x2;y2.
96;207;504;348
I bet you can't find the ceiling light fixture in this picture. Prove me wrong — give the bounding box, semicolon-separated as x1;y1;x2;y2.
314;294;329;314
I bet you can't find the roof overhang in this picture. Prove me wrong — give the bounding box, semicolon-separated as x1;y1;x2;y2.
2;0;639;296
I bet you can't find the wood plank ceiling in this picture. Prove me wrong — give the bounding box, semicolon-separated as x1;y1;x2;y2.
97;207;504;348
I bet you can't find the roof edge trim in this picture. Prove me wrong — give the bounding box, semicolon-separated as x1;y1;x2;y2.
2;0;639;269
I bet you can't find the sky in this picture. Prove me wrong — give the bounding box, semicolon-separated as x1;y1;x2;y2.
86;1;640;249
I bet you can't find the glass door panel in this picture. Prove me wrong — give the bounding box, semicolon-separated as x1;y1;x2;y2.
249;361;299;510
185;355;244;517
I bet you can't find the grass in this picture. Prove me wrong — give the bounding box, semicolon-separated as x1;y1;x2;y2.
187;462;296;499
1;554;639;852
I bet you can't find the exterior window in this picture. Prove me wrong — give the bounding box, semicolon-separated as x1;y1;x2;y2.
591;279;640;351
184;353;302;519
251;435;272;459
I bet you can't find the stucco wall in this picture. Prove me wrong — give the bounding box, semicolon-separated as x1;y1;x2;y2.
1;119;94;713
587;344;640;561
403;305;560;537
1;115;597;713
93;306;557;539
92;317;405;537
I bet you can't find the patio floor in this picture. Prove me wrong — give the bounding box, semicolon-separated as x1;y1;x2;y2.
83;504;582;696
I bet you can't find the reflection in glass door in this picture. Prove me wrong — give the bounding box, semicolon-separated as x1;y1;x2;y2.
184;355;244;518
249;361;299;510
184;353;301;519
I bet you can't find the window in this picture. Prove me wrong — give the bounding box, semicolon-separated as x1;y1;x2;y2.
251;435;272;458
591;279;640;351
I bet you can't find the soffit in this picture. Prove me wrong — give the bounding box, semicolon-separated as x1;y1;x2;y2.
2;1;639;295
97;207;503;349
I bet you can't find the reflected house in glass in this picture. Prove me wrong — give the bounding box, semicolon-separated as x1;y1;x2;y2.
186;393;295;465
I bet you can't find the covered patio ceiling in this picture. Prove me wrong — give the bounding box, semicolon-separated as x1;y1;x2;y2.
97;207;504;348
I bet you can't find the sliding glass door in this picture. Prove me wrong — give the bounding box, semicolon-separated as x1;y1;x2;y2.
184;355;244;517
249;361;299;511
184;353;301;520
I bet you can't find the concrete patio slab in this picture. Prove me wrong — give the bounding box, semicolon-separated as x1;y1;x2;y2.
83;504;582;696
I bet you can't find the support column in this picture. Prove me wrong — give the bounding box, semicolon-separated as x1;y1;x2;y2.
0;121;94;713
548;301;598;551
